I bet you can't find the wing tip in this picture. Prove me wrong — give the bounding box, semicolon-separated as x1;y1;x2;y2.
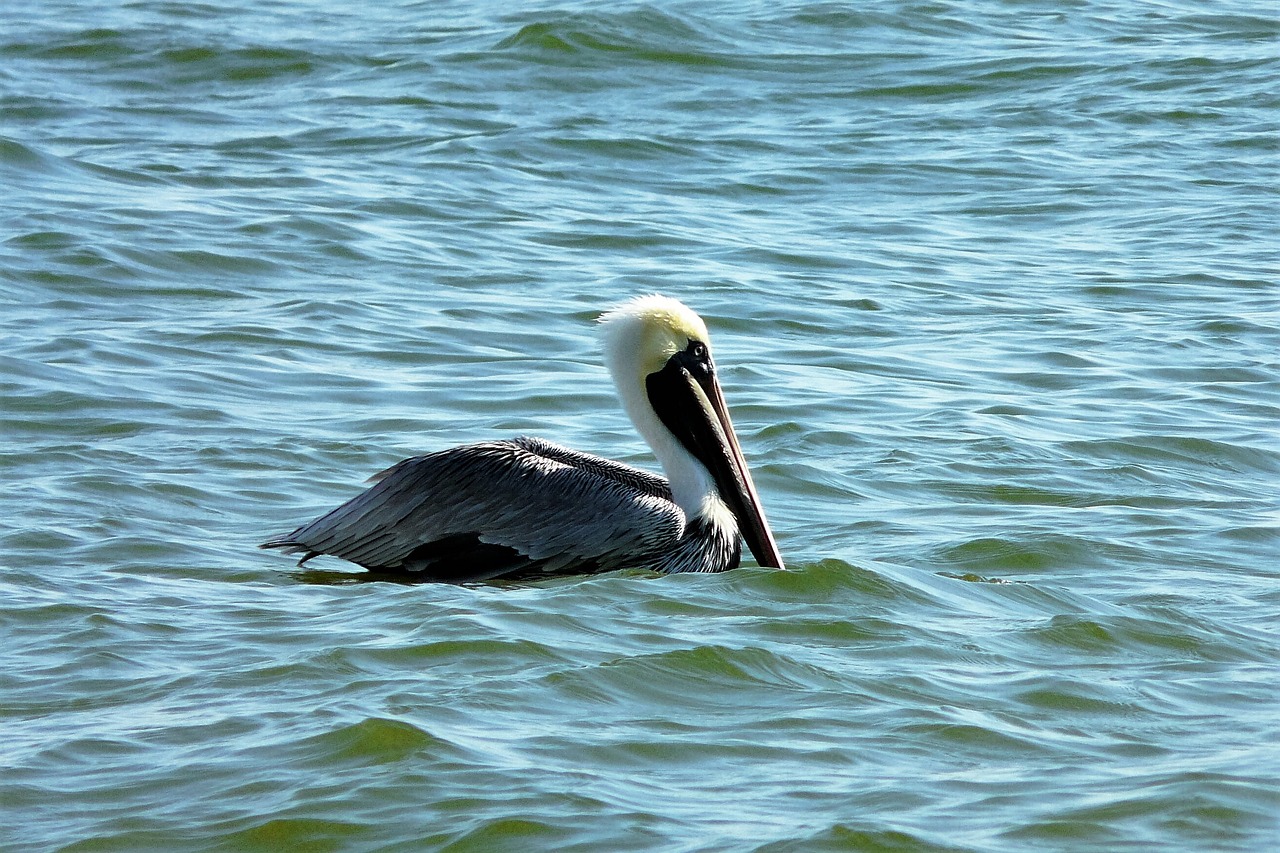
260;537;321;567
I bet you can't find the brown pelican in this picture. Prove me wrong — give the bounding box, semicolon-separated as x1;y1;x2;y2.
260;295;784;582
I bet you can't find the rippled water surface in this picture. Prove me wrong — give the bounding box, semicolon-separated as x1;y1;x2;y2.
3;1;1278;850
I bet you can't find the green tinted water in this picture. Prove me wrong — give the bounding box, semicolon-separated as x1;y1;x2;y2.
3;1;1277;850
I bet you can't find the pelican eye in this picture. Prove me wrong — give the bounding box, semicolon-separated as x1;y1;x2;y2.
682;339;713;380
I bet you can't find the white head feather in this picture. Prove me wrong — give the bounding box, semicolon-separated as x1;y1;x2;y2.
598;296;724;524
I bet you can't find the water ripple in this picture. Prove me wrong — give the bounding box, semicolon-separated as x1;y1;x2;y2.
3;0;1278;850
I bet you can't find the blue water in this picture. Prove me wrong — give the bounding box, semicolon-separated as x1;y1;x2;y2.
3;1;1278;850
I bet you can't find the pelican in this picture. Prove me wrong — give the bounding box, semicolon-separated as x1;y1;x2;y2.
260;295;784;581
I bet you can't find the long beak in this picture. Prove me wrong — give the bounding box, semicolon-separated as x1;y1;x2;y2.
647;360;785;569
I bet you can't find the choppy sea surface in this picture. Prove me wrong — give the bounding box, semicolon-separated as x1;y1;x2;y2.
3;1;1278;850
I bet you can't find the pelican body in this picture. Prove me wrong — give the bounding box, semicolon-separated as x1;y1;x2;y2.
261;296;784;582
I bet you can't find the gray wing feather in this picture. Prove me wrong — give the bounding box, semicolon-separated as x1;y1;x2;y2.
262;437;683;574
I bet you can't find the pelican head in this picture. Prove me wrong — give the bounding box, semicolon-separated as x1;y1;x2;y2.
599;295;784;569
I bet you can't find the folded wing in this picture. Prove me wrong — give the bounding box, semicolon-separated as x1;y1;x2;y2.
260;437;683;581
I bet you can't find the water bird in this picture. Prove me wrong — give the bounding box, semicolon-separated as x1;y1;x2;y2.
261;295;785;582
